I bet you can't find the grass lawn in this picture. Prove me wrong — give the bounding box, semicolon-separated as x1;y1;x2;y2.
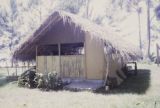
0;63;160;108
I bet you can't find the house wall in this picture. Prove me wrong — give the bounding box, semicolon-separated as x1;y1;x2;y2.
85;33;106;80
37;56;60;74
36;55;85;78
84;33;127;83
61;55;85;78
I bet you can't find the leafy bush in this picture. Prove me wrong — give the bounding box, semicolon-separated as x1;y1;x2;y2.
18;69;63;90
18;68;37;88
35;72;63;90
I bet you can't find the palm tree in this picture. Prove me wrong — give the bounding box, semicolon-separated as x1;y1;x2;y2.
116;0;143;54
137;7;142;53
147;0;151;59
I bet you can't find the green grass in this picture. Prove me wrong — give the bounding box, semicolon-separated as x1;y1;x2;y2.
0;63;160;108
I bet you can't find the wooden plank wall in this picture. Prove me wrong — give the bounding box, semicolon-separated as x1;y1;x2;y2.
37;56;60;74
37;56;45;73
61;55;84;78
37;55;84;78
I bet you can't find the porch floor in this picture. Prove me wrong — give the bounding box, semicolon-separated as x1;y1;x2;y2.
62;78;104;91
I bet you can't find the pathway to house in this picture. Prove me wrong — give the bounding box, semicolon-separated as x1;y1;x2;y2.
0;63;160;108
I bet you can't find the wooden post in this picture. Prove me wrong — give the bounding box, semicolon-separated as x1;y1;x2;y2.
36;46;38;73
84;37;87;80
6;61;9;76
58;43;61;76
134;62;137;76
23;62;26;71
157;44;159;66
22;62;23;73
27;61;29;70
15;60;17;76
104;47;110;87
43;55;45;73
44;56;49;73
23;62;24;72
52;54;53;73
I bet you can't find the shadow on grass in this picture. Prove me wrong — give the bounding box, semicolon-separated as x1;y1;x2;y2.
0;74;17;87
97;69;151;94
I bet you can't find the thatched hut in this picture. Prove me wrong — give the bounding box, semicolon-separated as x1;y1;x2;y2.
13;11;141;86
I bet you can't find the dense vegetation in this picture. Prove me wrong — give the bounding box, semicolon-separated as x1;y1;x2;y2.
0;0;160;64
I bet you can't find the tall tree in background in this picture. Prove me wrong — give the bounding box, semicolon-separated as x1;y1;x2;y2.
0;8;10;50
10;0;18;66
28;0;43;22
155;4;160;20
147;0;151;59
85;0;90;19
113;0;143;53
137;7;142;53
10;0;15;51
57;0;85;14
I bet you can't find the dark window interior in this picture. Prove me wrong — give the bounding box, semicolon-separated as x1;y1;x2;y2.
37;43;84;56
37;44;58;56
60;43;84;55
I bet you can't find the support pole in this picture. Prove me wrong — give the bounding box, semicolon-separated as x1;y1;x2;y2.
58;43;61;76
22;62;23;73
6;61;9;76
157;44;160;66
84;37;87;80
15;60;17;76
104;45;110;87
104;54;110;86
23;62;26;72
135;62;137;76
27;61;29;70
52;54;53;72
147;0;151;59
36;46;38;73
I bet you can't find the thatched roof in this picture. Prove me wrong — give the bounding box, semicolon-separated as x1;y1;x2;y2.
13;11;142;61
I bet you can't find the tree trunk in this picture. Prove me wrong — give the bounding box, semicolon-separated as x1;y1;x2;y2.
86;0;90;19
157;44;159;66
138;12;142;53
147;0;151;59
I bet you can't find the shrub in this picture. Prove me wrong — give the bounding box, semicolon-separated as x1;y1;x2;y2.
18;69;63;90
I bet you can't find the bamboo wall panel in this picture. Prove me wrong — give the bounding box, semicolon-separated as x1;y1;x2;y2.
61;55;84;78
37;56;60;74
52;56;60;73
46;56;53;73
37;56;45;73
37;55;84;78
